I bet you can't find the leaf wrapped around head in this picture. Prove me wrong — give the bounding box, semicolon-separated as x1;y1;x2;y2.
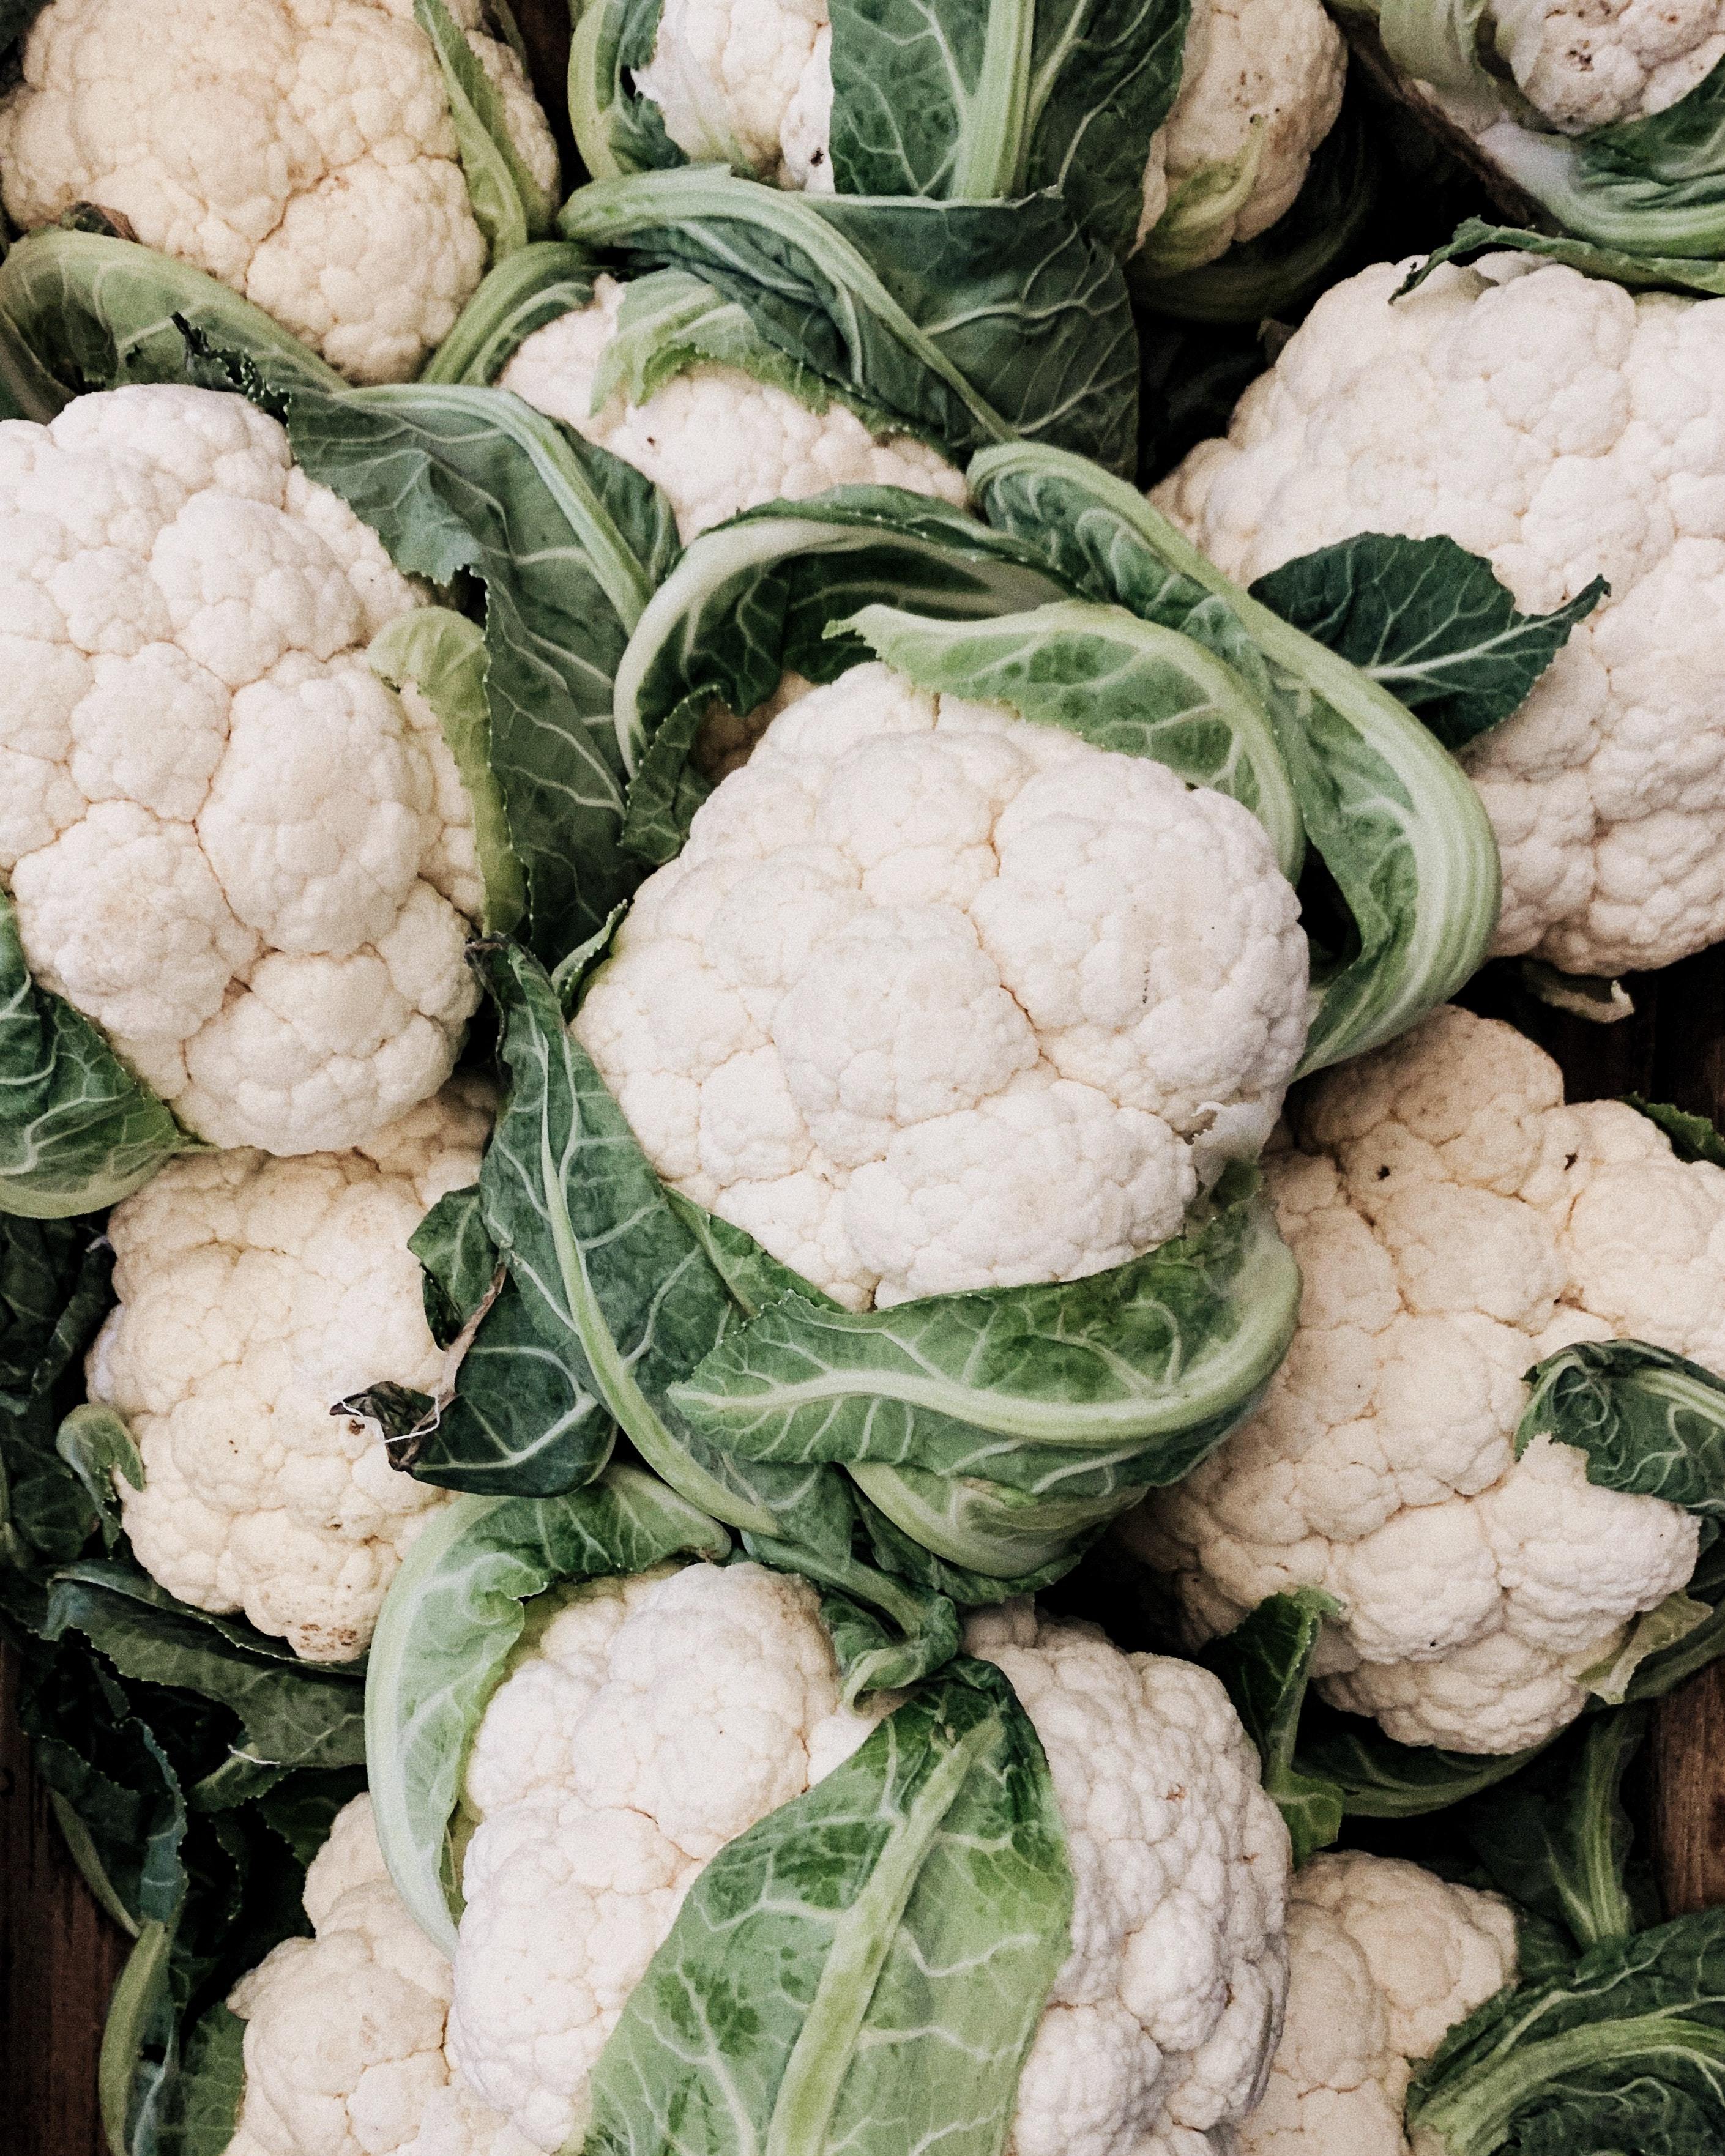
584;1658;1073;2156
558;168;1139;476
567;0;1190;262
967;441;1503;1072
365;1466;732;1952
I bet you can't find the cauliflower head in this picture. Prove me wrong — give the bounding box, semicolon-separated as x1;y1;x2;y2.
1238;1850;1518;2156
1132;1003;1719;1754
0;384;486;1155
572;660;1310;1310
0;0;559;384
496;272;967;541
88;1077;489;1660
225;1794;535;2156
630;0;1344;271
449;1566;1291;2155
1156;255;1725;978
1490;0;1725;130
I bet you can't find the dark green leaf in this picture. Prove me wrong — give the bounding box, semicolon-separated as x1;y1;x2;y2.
670;1162;1299;1504
409;1182;500;1348
44;1560;367;1802
559;168;1139;475
56;1403;144;1553
282;379;678;957
1402;215;1725;301
365;1466;733;1950
0;888;193;1219
1517;1340;1725;1520
1458;1710;1656;1958
1407;1905;1725;2155
1200;1588;1344;1864
471;938;864;1544
826;0;1188;257
423;242;598;386
585;1660;1073;2156
1250;533;1606;750
0;229;345;418
968;441;1502;1073
1623;1096;1725;1168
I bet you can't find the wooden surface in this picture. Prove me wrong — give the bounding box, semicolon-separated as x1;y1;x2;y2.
1;1647;130;2154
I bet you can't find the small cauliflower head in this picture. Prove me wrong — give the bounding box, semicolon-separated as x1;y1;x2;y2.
1;384;486;1154
0;0;558;384
572;661;1310;1309
449;1567;1291;2156
1157;255;1725;976
1369;0;1725;133
1238;1850;1518;2156
1133;1003;1721;1754
87;1077;490;1661
225;1794;535;2156
630;0;1344;272
496;273;967;541
1491;0;1725;129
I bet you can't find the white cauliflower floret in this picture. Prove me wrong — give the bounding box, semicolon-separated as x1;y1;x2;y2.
450;1572;1291;2155
572;661;1310;1308
86;1076;491;1661
0;0;559;384
1494;0;1725;128
0;384;485;1153
497;273;966;541
1134;1004;1716;1753
225;1795;537;2156
1238;1850;1518;2155
629;0;1343;273
1146;0;1348;264
1157;256;1725;976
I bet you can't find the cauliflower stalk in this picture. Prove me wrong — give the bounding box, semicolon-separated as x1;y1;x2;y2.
0;0;559;384
231;1479;1291;2156
1239;1851;1519;2156
87;1077;490;1662
1158;253;1725;977
0;383;501;1210
1134;1005;1725;1755
571;0;1346;279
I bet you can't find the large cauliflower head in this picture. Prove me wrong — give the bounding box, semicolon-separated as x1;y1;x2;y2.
0;0;559;384
1238;1850;1518;2156
1132;1003;1718;1754
88;1077;490;1660
1157;255;1725;978
496;272;968;541
1;384;486;1154
449;1567;1291;2156
572;660;1310;1310
226;1794;535;2156
629;0;1344;272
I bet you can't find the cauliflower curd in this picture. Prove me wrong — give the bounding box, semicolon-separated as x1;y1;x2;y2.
1239;1851;1518;2156
1160;255;1725;977
0;384;484;1155
0;0;559;384
497;273;968;541
225;1576;1292;2156
631;0;1346;273
573;661;1310;1309
1133;1005;1718;1754
89;1078;489;1660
